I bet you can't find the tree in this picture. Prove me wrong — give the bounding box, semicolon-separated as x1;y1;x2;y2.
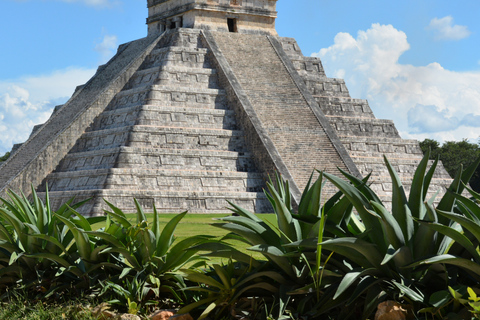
419;139;480;192
0;152;10;163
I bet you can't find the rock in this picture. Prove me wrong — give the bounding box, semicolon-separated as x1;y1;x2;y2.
169;314;194;320
375;301;414;320
149;310;175;320
91;303;116;319
119;314;141;320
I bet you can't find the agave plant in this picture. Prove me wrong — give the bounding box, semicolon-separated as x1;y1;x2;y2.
187;173;348;318
0;186;100;297
179;259;284;320
306;153;480;319
94;200;213;310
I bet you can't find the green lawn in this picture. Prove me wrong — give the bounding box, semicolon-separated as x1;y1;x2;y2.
99;213;278;262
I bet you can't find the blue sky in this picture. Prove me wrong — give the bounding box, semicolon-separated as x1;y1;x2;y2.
0;0;479;154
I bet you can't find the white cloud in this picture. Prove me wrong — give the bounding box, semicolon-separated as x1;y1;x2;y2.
56;0;120;8
95;34;118;64
0;67;95;154
314;23;480;143
428;16;471;41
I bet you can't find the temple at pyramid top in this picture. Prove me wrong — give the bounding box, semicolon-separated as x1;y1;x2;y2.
147;0;278;35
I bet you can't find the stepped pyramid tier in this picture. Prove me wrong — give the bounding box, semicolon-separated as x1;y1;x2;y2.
0;0;451;215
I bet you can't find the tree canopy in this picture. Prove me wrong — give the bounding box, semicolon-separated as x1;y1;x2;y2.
419;139;480;192
0;152;10;163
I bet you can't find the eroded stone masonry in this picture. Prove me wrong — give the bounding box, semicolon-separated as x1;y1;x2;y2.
0;0;452;215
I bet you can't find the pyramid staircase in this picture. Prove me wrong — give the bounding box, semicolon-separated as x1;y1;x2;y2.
36;30;270;215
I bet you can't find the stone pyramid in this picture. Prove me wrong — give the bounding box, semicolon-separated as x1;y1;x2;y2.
0;0;452;215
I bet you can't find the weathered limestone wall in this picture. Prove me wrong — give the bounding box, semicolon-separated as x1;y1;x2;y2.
0;35;163;199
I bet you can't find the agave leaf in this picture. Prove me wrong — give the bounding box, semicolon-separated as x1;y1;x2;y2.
370;201;405;249
465;185;480;201
31;186;47;234
100;247;141;270
285;238;318;249
190;242;262;268
85;231;125;249
409;254;480;278
423;157;439;201
221;232;255;246
391;280;424;302
337;168;382;204
336;269;382;301
321;238;383;270
157;211;187;257
227;201;263;222
212;264;231;289
29;234;67;255
239;270;288;286
384;156;414;243
25;253;83;277
219;216;282;247
267;182;302;243
0;207;28;249
453;193;480;223
298;172;315;214
298;172;323;217
212;222;270;247
346;276;382;307
384;245;413;268
0;222;13;243
247;244;295;278
408;151;430;220
437;157;480;214
416;220;480;263
69;208;93;231
90;244;110;262
54;213;91;262
103;200;132;228
134;199;147;224
322;172;385;250
178;297;218;319
436;210;480;246
232;282;279;302
151;205;161;244
10;190;36;224
413;200;440;259
182;269;224;288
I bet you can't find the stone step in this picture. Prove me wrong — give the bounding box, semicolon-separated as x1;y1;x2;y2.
329;116;400;138
340;136;423;156
142;46;211;69
124;65;220;91
79;126;225;153
89;105;237;131
45;168;265;193
316;96;375;118
108;84;228;110
56;147;257;172
72;125;248;153
351;156;452;178
39;189;271;215
305;78;350;98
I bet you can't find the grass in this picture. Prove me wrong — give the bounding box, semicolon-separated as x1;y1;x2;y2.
0;298;96;320
99;212;278;263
